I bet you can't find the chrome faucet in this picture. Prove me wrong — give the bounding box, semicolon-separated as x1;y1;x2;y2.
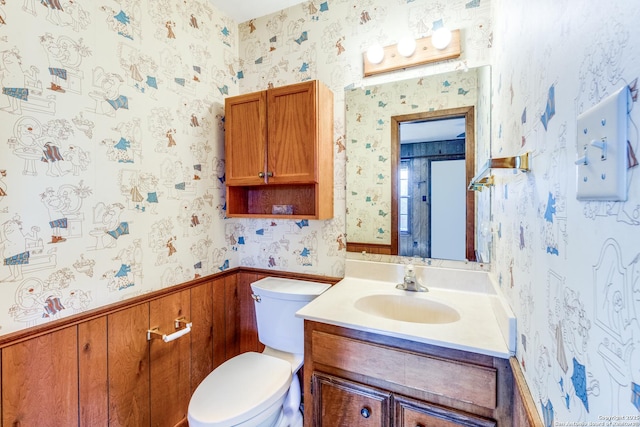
396;264;428;292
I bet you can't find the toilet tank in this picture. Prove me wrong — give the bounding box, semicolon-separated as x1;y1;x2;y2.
251;277;330;355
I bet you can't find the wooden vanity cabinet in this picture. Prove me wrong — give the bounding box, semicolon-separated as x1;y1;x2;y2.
304;321;514;427
224;80;334;219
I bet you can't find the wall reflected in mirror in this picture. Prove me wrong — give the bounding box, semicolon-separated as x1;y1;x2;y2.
345;66;492;264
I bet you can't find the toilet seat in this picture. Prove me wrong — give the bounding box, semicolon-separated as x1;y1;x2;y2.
188;352;292;427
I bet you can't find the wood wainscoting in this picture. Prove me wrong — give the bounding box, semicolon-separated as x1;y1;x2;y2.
0;268;339;427
0;268;540;427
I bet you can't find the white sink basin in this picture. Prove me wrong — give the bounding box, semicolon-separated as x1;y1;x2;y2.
354;294;461;324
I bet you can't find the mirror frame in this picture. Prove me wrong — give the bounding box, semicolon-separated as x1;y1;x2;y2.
390;106;476;261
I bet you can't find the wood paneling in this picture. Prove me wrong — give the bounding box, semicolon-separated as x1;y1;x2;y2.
150;290;191;427
224;274;240;359
108;304;150;427
2;326;78;427
78;317;108;427
221;270;264;357
346;242;393;255
190;281;214;390
212;277;226;369
237;271;264;354
511;357;543;426
0;269;338;427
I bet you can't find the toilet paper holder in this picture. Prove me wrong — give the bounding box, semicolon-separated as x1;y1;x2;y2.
147;317;192;342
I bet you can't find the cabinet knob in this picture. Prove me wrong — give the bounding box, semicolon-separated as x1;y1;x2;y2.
360;407;371;418
267;171;274;177
258;172;265;178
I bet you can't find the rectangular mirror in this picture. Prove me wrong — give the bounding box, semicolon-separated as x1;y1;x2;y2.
345;66;492;263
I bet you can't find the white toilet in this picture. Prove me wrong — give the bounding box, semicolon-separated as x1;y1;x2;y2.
187;277;330;427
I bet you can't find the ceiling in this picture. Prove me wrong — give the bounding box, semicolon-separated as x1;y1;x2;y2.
209;0;307;22
400;117;466;144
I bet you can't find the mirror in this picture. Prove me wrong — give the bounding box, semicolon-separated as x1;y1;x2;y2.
345;66;491;263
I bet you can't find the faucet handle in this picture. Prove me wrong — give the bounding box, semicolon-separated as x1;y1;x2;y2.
404;264;415;277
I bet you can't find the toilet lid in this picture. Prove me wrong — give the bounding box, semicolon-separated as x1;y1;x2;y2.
188;352;292;426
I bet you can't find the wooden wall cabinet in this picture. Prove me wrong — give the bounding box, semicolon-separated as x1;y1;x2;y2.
304;321;515;427
225;80;334;219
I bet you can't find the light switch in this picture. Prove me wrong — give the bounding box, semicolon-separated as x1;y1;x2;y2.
576;86;630;201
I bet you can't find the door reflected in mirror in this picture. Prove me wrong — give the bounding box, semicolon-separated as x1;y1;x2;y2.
345;66;491;263
393;108;474;261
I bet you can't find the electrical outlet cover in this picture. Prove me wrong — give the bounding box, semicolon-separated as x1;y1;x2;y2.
576;86;629;201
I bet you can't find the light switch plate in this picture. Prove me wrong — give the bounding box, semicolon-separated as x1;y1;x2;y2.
576;86;629;201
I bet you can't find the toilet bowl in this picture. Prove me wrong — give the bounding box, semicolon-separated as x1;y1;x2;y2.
187;277;330;427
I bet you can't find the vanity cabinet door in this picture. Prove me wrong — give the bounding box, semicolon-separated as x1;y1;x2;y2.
312;373;391;427
395;396;496;427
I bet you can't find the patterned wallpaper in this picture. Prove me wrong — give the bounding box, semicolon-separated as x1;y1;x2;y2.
232;0;493;277
5;0;637;423
490;0;640;422
236;0;640;423
0;0;235;335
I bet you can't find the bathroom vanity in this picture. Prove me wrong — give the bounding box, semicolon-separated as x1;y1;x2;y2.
304;321;512;426
297;260;518;427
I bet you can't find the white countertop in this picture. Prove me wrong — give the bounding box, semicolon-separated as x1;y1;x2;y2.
296;260;516;359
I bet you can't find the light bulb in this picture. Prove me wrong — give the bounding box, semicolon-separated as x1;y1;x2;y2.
366;44;384;64
431;27;452;50
397;36;416;57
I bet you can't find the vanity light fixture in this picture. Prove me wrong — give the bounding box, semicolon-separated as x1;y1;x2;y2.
431;27;453;50
397;36;417;57
363;29;461;77
366;43;385;64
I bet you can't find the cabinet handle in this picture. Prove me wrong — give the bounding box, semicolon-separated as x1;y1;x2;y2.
360;407;371;418
258;172;265;178
267;171;273;177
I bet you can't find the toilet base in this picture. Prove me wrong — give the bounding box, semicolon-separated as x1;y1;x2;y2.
273;374;303;427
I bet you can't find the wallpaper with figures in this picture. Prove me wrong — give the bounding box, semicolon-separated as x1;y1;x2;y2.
490;0;640;423
234;0;640;423
232;0;493;278
8;0;638;423
0;0;236;335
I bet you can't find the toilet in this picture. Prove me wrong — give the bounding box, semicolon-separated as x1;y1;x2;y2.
187;277;330;427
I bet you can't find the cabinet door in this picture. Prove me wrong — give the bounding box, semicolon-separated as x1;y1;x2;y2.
225;90;267;185
267;81;317;184
395;396;496;427
312;373;391;427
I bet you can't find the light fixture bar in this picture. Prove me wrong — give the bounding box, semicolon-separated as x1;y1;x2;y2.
363;29;461;77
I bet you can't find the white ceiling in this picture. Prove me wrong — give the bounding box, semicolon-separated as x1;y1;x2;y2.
400;117;466;144
209;0;306;22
